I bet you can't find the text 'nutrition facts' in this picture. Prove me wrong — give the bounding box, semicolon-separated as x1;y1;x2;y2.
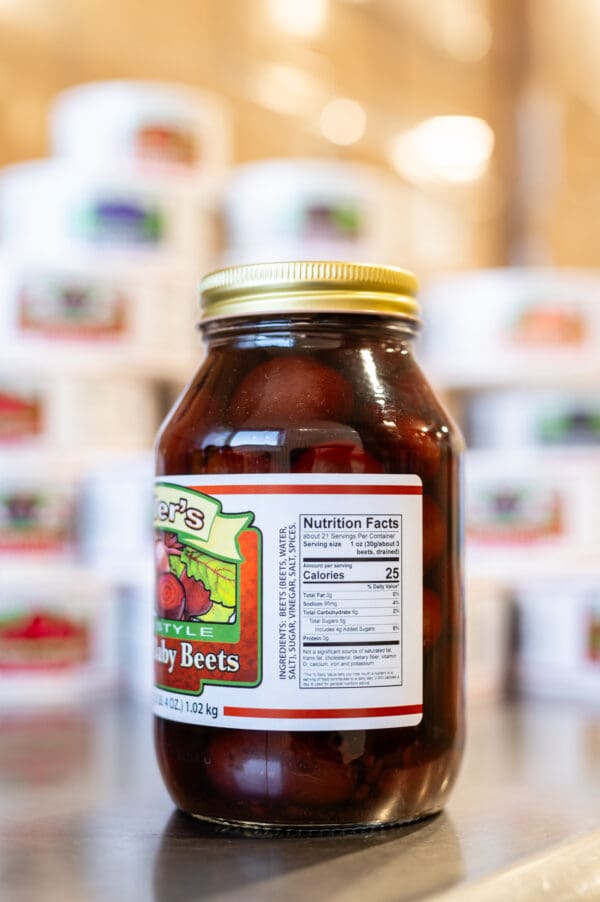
299;514;403;690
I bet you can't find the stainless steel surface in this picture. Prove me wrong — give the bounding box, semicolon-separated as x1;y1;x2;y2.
431;829;600;901
0;699;598;901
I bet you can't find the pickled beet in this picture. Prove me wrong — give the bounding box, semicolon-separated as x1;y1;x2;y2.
388;417;441;479
423;588;443;649
292;443;383;474
354;399;444;483
157;573;185;620
206;731;356;807
230;356;354;427
423;496;445;569
203;447;272;474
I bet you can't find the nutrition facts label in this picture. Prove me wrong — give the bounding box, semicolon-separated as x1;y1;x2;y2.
300;514;404;689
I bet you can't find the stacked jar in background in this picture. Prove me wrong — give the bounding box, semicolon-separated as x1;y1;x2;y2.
1;78;572;715
220;158;409;267
421;268;600;703
0;81;231;708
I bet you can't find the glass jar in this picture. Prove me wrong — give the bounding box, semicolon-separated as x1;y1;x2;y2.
154;261;464;831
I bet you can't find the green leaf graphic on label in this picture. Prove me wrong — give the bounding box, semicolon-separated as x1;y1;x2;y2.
180;547;236;608
195;601;233;623
169;555;184;579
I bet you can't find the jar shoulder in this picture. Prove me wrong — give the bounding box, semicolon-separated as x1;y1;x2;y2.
156;343;464;475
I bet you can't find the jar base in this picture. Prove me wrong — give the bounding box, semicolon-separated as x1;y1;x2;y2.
186;807;443;836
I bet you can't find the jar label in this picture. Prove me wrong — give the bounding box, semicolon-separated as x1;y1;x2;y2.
0;608;90;670
18;277;126;339
135;124;199;166
153;475;423;730
75;197;165;245
0;490;73;552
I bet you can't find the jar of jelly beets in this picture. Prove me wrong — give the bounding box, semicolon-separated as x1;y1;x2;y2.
154;261;464;831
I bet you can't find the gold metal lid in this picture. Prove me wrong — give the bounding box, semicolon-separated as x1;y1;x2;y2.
199;261;419;321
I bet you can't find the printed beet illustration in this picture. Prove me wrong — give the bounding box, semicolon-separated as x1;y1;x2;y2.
157;573;185;620
155;530;238;624
179;572;212;616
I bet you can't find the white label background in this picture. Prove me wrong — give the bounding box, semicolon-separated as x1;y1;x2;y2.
154;474;423;731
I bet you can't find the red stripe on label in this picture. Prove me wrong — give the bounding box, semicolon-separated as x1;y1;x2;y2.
223;704;423;719
190;485;422;496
